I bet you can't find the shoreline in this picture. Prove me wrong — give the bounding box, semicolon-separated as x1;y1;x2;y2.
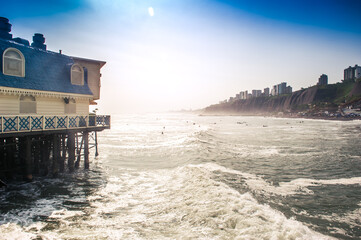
199;112;361;121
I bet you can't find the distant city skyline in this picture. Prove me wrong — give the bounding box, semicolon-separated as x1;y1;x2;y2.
1;0;361;113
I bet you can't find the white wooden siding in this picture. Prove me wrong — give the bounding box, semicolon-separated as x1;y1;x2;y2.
37;97;65;115
0;95;89;115
76;99;89;114
0;95;19;115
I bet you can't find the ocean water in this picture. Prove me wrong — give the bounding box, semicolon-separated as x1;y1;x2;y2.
0;113;360;240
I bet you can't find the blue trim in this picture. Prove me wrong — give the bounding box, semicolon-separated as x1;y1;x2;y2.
69;116;78;128
56;116;67;128
4;116;17;132
0;114;110;133
31;116;42;130
45;116;56;129
79;116;87;127
19;116;30;131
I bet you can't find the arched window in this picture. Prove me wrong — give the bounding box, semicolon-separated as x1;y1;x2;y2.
3;48;25;77
71;64;84;85
20;95;36;114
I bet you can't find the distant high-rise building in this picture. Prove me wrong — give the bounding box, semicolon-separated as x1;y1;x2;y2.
240;90;248;99
264;87;270;97
252;90;262;98
278;82;287;95
344;65;361;81
318;74;328;85
240;92;243;99
272;85;277;96
286;86;292;94
356;66;361;79
271;82;292;96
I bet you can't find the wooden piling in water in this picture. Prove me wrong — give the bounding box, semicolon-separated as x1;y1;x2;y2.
40;136;50;176
95;131;99;157
84;131;89;170
20;136;33;182
0;139;5;180
68;132;75;172
59;134;66;172
0;127;101;180
75;133;83;169
52;134;60;177
33;137;40;175
5;138;16;179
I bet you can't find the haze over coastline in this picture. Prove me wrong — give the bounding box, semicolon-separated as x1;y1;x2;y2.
1;0;361;114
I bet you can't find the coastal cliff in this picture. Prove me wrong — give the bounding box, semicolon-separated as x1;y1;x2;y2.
204;80;361;115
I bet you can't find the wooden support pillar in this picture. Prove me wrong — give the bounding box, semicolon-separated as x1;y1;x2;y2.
40;136;51;176
52;134;60;177
15;138;21;176
84;131;89;169
4;138;15;179
59;134;66;172
0;138;5;180
75;133;83;169
21;136;33;182
68;132;75;172
26;136;33;181
95;131;99;157
33;137;40;175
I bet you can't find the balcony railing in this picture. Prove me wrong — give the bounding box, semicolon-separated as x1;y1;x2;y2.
0;114;110;133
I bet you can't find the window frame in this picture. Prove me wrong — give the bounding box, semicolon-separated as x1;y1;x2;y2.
71;63;84;86
19;95;37;114
3;47;25;77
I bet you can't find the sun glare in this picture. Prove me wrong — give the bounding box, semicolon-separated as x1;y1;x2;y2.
148;7;154;17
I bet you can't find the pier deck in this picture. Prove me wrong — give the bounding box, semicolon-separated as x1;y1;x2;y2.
0;114;110;137
0;114;111;181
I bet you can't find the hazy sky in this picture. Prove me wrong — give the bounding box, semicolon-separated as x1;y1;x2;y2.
1;0;361;113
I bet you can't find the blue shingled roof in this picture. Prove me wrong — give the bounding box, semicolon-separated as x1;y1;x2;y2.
0;38;93;96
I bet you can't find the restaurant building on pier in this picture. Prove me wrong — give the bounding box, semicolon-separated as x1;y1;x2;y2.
0;17;110;182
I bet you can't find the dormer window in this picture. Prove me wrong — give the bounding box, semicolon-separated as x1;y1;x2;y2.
3;48;25;77
71;64;84;85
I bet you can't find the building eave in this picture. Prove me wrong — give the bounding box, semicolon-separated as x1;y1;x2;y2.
71;56;106;68
0;86;93;99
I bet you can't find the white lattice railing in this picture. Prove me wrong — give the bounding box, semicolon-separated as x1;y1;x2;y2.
0;114;110;133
